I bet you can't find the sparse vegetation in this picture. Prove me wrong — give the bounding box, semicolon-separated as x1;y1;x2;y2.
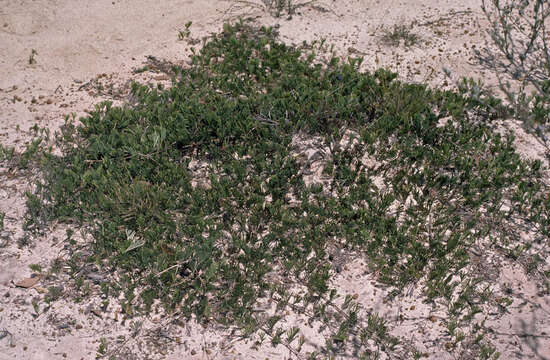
177;21;193;40
477;0;550;149
225;0;321;18
17;21;549;358
28;263;42;273
381;24;421;47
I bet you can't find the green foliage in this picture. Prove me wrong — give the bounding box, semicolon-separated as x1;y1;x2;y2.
178;21;193;40
0;125;50;170
0;144;15;162
28;22;550;357
381;24;420;47
29;263;42;273
97;337;108;357
45;285;64;303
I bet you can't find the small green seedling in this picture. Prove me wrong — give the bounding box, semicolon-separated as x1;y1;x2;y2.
178;21;192;40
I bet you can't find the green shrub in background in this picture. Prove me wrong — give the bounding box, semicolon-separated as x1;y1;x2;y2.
27;22;549;357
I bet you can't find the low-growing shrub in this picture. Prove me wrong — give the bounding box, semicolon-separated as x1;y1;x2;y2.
29;21;549;357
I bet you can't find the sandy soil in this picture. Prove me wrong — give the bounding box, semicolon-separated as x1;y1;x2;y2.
1;0;549;359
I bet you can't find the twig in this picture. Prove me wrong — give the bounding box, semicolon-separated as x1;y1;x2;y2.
155;263;181;277
101;311;182;358
416;10;473;27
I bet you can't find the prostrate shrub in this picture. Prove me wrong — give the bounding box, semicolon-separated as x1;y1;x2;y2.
29;22;549;358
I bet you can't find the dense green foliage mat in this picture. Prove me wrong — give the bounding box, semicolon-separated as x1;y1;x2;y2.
27;22;549;358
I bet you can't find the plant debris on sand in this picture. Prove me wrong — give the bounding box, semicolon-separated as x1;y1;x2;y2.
20;22;550;358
